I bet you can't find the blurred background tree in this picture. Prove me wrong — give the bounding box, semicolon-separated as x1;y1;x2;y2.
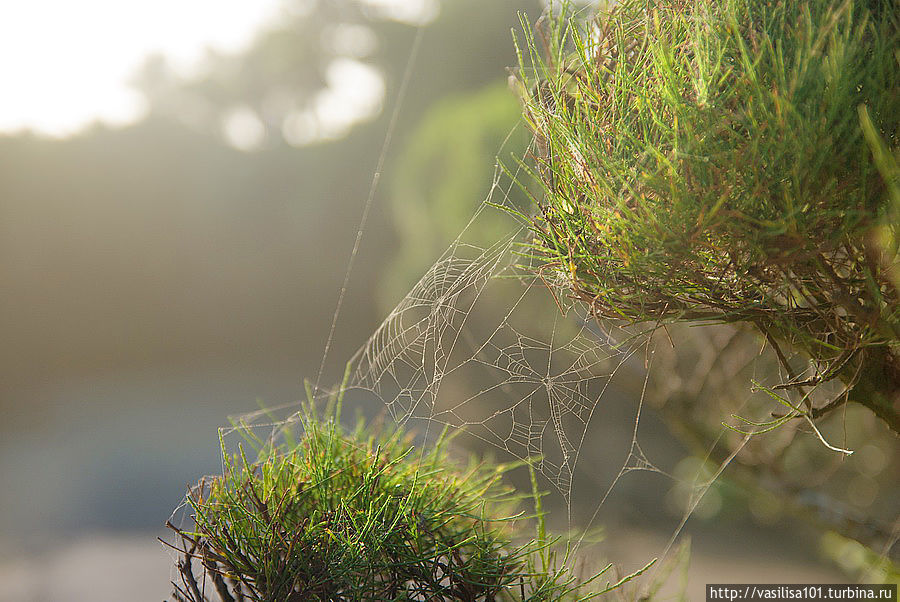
0;0;536;548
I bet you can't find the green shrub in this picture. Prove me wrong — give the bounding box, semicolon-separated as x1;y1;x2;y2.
512;0;899;432
165;390;642;601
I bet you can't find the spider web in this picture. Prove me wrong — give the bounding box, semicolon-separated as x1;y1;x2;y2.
208;149;718;570
344;209;642;501
168;11;899;598
188;82;727;602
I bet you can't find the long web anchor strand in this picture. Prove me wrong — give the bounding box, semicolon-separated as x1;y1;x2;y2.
314;25;426;395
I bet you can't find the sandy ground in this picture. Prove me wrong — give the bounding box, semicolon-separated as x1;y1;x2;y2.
0;533;171;602
0;529;841;601
603;528;842;600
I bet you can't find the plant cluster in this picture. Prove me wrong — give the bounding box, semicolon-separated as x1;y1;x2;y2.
165;393;636;601
510;0;899;432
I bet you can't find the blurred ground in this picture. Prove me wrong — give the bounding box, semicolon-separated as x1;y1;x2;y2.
0;529;839;602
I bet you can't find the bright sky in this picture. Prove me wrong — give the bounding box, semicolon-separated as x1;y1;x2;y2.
0;0;437;143
0;0;283;137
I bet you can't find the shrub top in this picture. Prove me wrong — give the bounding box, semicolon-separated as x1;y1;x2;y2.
166;401;622;601
513;0;899;428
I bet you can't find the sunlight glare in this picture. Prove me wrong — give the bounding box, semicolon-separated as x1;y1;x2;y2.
361;0;439;25
282;58;385;147
222;106;267;152
0;0;281;137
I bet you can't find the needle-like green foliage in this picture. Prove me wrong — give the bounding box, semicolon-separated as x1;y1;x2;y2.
512;0;899;432
165;385;633;601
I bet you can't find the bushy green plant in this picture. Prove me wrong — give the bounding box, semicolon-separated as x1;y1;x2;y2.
511;0;899;432
165;385;645;601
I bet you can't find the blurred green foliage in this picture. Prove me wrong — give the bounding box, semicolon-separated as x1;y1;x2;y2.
381;82;531;308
